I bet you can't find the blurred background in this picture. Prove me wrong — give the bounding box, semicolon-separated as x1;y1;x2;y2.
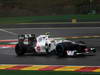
0;0;99;16
0;0;100;23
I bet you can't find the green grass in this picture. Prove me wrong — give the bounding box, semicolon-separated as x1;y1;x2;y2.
0;15;100;24
0;70;100;75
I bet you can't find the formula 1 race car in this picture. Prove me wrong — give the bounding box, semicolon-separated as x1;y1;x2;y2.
15;33;96;57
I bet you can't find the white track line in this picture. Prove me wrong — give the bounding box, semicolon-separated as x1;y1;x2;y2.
0;29;17;35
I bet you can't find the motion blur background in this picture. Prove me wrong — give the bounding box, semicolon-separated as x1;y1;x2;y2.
0;0;99;17
0;0;100;24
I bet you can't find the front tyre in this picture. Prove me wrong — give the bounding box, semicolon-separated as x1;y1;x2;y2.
15;44;26;56
56;44;66;57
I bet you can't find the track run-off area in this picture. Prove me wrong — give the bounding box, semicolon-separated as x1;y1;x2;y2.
0;24;100;69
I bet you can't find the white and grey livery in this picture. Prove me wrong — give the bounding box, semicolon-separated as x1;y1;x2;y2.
15;33;96;57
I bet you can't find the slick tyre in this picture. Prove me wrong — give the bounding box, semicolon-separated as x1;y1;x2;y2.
15;44;26;56
56;44;66;57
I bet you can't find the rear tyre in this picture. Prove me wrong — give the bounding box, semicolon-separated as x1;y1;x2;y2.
15;44;26;56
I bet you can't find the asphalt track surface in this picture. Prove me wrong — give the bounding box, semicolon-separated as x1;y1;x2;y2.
0;23;100;66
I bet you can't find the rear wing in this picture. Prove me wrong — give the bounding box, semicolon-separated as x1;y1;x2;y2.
18;34;36;44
